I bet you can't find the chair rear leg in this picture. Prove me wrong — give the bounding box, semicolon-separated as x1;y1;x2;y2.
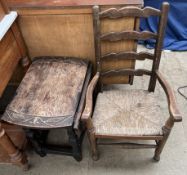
154;126;171;161
88;131;99;161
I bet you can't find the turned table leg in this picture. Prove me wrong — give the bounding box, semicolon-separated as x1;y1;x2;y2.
0;123;28;170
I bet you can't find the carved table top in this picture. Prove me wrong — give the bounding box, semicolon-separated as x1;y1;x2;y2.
2;57;89;129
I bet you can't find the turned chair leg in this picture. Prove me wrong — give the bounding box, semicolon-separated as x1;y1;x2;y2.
0;125;28;170
154;126;171;161
68;127;82;161
88;131;99;161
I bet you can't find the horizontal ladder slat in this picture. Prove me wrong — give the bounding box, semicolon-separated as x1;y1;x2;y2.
95;134;163;140
101;69;152;77
100;31;157;41
100;6;161;19
102;51;154;60
98;142;157;149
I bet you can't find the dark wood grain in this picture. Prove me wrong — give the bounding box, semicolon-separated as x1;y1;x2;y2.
101;51;154;60
81;73;100;121
101;69;152;77
100;6;161;19
98;142;157;149
95;134;163;140
93;5;102;72
2;57;89;129
81;72;100;161
74;63;92;130
100;31;157;41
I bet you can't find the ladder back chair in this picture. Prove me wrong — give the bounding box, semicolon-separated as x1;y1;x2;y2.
81;2;182;161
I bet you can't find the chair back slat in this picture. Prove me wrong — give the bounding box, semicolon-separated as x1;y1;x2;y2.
101;69;152;77
93;3;169;89
100;31;157;42
100;6;161;19
101;51;154;61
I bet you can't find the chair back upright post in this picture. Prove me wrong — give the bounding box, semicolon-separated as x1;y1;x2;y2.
92;2;169;91
148;3;169;92
93;5;102;73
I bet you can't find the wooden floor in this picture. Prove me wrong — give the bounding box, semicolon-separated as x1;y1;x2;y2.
0;45;187;175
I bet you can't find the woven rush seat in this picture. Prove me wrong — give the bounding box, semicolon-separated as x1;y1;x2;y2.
2;57;89;128
92;90;164;136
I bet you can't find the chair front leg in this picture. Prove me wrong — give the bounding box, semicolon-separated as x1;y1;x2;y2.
85;118;99;161
0;124;28;170
154;117;174;161
88;129;99;161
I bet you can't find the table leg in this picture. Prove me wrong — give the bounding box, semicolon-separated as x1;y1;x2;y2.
67;127;82;161
0;123;28;170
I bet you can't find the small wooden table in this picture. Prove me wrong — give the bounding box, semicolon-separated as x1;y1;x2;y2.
2;57;92;161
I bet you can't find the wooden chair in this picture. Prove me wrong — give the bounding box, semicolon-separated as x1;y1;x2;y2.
2;56;92;163
82;2;182;161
